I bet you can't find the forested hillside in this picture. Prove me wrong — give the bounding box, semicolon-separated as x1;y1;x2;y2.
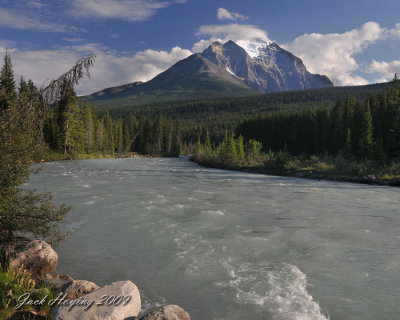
236;78;400;161
102;81;392;145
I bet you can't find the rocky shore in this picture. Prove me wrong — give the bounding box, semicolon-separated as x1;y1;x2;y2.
1;238;190;320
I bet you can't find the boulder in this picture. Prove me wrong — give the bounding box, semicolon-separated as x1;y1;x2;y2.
54;280;141;320
10;240;58;280
44;277;99;300
64;280;100;300
139;305;190;320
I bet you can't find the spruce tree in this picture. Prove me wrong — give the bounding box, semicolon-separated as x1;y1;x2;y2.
357;102;374;159
204;129;212;155
237;135;245;162
0;52;16;109
389;108;400;158
83;102;94;154
343;128;353;159
171;121;181;157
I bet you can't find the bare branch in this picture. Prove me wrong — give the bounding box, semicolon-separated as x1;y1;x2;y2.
39;54;96;107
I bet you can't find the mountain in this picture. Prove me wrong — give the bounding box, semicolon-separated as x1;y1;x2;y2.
201;40;332;93
84;40;333;107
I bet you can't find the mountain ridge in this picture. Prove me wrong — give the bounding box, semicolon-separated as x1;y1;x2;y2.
84;40;333;106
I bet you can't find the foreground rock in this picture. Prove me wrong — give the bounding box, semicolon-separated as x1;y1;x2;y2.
139;305;190;320
54;280;141;320
9;240;58;280
45;276;100;300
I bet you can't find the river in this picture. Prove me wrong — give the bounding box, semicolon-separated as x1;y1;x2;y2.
26;157;400;320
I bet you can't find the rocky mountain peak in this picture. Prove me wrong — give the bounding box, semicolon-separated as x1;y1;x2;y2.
200;40;333;92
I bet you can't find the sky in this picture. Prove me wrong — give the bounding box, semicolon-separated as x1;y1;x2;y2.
1;0;400;95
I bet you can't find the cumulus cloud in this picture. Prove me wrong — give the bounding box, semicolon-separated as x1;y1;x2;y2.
72;0;171;21
390;23;400;38
283;22;387;86
366;60;400;82
7;43;192;95
217;8;247;21
0;7;72;32
193;23;270;54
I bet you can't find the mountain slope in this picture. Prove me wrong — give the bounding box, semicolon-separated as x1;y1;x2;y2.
85;50;257;106
84;40;333;107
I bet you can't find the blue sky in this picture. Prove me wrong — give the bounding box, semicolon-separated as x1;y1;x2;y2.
1;0;400;95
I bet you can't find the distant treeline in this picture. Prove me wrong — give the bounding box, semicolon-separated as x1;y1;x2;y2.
43;84;181;157
100;81;393;146
236;78;400;161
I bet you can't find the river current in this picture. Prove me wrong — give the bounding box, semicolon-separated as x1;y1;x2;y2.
26;157;400;319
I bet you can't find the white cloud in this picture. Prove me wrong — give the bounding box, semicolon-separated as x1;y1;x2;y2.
7;43;192;95
193;23;270;53
0;7;72;32
27;1;47;9
283;22;387;86
217;8;247;21
366;60;400;82
62;38;86;43
390;23;400;38
72;0;170;21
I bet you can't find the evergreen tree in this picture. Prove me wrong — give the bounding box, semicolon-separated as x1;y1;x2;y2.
123;122;131;152
204;129;212;155
115;118;123;154
357;102;374;159
171;121;181;157
0;54;94;243
237;135;245;162
59;84;84;155
343;128;353;159
0;52;16;110
95;119;105;153
389;108;400;158
83;102;95;154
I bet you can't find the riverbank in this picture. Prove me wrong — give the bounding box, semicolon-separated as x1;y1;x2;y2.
191;155;400;187
43;151;153;162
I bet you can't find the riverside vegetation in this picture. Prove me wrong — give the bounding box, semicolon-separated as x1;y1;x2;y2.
191;77;400;185
0;53;98;319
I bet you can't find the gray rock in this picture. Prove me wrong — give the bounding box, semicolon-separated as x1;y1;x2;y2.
64;280;100;300
139;305;190;320
54;280;141;320
10;240;58;280
44;278;99;300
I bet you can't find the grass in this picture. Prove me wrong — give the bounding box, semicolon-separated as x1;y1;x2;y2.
192;152;400;186
43;150;136;162
0;254;54;320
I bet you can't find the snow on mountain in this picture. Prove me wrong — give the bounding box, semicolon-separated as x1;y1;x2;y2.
236;40;271;58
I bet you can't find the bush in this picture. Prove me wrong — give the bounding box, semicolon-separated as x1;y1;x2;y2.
0;256;54;319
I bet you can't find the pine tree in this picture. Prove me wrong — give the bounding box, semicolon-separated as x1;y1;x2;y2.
343;128;353;159
95;119;105;153
123;122;131;152
0;52;16;109
171;121;181;157
115;118;123;154
389;108;400;158
357;102;374;159
237;135;245;162
204;129;212;155
226;131;238;162
83;102;94;154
